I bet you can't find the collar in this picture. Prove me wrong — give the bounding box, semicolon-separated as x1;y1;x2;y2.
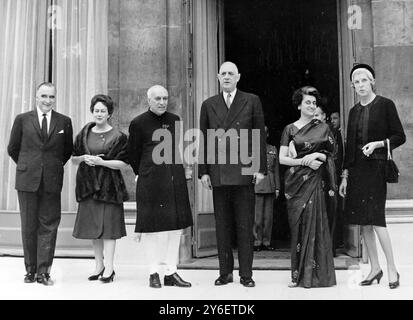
148;109;167;118
36;106;52;117
223;88;237;99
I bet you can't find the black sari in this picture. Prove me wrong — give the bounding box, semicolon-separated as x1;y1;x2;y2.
281;120;337;288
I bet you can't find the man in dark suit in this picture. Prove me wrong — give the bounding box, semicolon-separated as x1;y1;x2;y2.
199;62;266;287
7;82;73;286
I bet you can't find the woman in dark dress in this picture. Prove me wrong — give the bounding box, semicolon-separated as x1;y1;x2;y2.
279;86;337;288
339;64;405;289
72;94;128;283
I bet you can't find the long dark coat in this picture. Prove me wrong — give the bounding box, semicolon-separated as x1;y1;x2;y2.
128;110;193;233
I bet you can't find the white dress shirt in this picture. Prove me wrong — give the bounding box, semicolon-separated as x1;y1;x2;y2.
36;107;52;134
223;89;237;108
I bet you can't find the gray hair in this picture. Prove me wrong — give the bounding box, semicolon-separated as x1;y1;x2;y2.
36;82;55;92
147;85;168;99
219;61;239;74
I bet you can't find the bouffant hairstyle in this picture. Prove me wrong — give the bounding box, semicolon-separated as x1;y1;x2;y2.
90;94;114;115
292;86;321;109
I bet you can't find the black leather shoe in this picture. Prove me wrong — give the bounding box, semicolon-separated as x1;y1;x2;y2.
253;245;262;252
389;272;400;289
24;272;36;283
262;245;275;251
37;273;54;286
149;273;162;288
164;273;191;287
359;270;383;286
88;267;105;281
214;274;233;286
240;277;255;287
100;271;115;283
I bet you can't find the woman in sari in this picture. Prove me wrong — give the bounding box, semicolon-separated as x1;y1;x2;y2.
279;86;337;288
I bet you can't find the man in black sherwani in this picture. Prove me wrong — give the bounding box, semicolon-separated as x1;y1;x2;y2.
199;62;266;287
128;85;193;288
7;82;73;286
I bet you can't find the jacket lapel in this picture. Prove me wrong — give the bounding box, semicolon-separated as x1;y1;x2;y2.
47;110;58;142
211;94;228;126
224;90;247;129
29;110;42;139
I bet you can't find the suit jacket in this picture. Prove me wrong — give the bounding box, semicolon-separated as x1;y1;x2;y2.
343;95;405;169
198;90;266;186
8;109;73;193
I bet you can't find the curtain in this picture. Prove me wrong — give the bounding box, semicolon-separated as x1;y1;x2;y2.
193;0;223;213
53;0;108;211
0;0;50;211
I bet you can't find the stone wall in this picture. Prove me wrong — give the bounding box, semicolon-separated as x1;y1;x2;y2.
108;0;189;200
372;0;413;198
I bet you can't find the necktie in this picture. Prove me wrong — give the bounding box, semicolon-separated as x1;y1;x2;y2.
41;114;48;142
226;93;232;109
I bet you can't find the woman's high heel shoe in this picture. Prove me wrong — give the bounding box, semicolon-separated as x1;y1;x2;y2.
389;272;400;289
88;267;105;281
359;270;383;286
100;271;115;283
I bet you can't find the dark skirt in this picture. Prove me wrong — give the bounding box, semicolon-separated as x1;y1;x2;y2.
73;198;127;239
345;152;387;227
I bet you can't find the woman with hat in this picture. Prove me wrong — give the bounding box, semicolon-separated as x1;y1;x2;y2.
339;64;405;289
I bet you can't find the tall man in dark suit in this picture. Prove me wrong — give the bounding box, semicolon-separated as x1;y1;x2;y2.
199;62;266;287
7;82;73;286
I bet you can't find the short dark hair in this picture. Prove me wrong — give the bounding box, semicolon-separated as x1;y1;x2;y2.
90;94;114;115
36;82;55;92
292;86;321;109
316;104;326;115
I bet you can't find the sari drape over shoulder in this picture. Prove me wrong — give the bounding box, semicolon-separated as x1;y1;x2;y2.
282;120;337;288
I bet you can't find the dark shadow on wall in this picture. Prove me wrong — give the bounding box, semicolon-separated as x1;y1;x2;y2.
224;0;340;244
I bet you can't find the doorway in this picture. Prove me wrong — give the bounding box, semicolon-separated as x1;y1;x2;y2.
190;0;361;261
224;0;340;248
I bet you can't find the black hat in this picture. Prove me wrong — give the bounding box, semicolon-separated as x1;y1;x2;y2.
350;63;375;81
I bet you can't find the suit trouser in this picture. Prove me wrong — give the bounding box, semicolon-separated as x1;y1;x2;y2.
18;184;61;274
212;185;255;279
141;229;182;275
253;194;275;246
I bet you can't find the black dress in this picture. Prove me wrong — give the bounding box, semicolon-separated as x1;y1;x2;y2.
73;128;127;239
345;98;387;227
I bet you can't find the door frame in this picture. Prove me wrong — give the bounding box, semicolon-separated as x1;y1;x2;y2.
187;0;368;259
187;0;226;258
337;0;375;259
